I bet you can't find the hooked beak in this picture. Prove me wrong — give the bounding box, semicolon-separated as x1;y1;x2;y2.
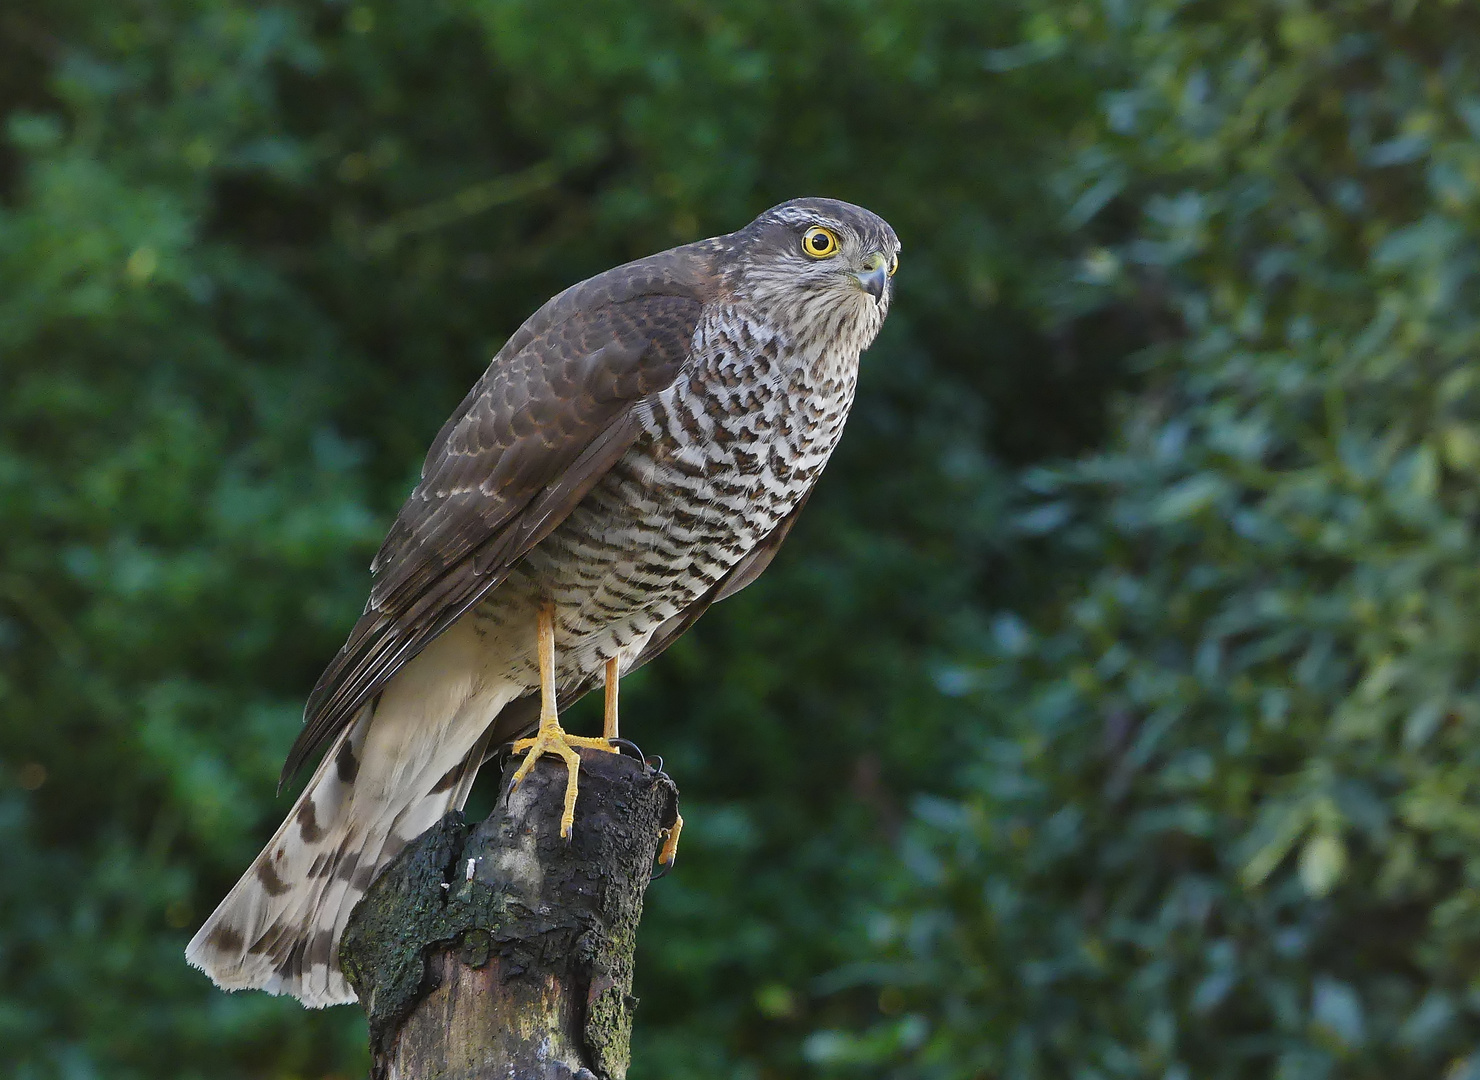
856;252;890;302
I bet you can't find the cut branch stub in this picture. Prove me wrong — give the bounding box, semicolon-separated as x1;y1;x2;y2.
340;748;679;1080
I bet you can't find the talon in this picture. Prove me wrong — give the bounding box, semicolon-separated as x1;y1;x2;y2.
611;738;647;761
509;726;618;837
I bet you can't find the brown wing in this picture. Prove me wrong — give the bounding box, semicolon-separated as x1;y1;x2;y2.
475;490;815;755
280;245;717;786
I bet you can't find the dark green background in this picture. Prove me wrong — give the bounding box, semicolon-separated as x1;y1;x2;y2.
5;1;1480;1077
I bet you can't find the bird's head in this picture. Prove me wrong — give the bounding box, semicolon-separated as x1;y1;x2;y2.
723;197;900;353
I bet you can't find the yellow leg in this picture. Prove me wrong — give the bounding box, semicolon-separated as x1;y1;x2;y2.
603;656;620;741
509;603;617;838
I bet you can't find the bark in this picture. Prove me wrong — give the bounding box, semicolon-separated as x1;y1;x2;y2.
340;748;680;1080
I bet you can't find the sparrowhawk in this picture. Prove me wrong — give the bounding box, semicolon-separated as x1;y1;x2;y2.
188;196;900;1007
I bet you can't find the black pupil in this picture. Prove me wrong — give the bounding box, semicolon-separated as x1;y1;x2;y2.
810;232;828;251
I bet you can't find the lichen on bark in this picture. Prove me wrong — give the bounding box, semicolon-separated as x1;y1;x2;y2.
340;748;678;1078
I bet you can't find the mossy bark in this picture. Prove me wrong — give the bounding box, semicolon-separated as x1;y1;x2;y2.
340;748;679;1080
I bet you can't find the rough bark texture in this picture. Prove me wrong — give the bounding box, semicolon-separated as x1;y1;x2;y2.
340;748;679;1080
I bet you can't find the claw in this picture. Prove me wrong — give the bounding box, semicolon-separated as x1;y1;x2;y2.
611;738;648;762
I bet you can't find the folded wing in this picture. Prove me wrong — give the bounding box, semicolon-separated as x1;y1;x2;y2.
280;249;715;786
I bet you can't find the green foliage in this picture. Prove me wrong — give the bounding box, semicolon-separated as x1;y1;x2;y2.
0;2;1110;1077
827;2;1480;1078
26;1;1479;1077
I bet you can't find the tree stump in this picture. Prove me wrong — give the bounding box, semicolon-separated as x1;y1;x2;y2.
340;748;680;1080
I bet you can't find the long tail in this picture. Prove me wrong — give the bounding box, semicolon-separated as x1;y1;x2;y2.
187;621;527;1008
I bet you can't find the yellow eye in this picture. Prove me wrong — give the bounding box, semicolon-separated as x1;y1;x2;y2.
888;252;899;277
801;225;839;259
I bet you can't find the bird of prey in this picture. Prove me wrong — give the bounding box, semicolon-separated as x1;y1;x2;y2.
187;196;899;1008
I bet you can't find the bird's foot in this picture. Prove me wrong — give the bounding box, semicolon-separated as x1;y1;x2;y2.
509;723;618;839
656;812;684;874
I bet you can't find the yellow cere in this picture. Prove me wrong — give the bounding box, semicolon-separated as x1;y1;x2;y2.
802;225;839;258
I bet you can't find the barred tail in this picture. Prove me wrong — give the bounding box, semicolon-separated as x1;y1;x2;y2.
186;621;523;1007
